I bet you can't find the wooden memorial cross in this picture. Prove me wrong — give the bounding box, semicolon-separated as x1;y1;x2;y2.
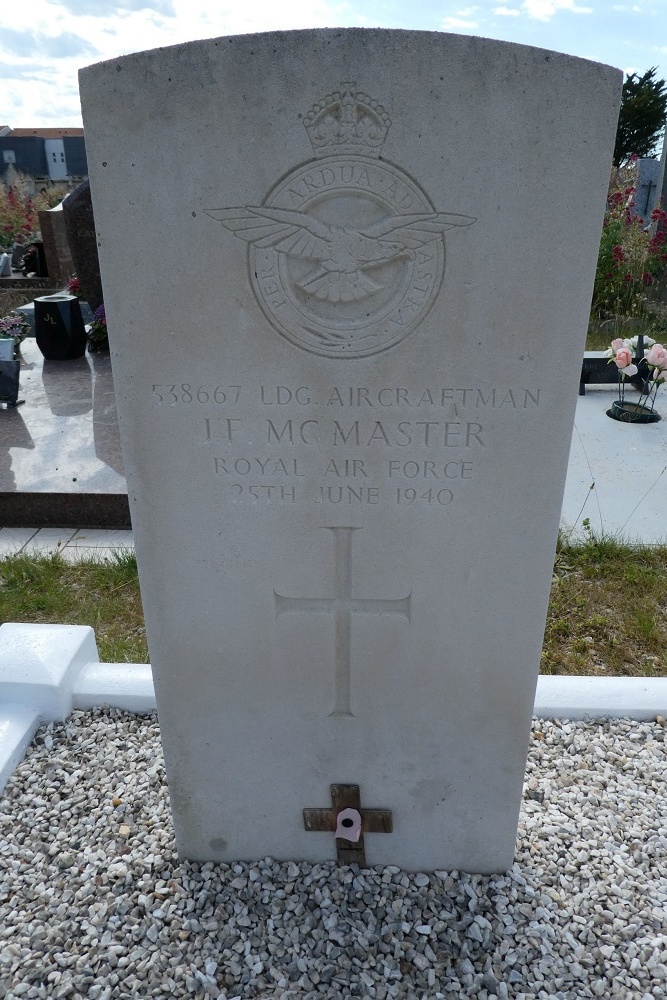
303;783;393;866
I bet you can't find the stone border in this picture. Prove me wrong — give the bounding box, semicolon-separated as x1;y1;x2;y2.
0;493;131;529
0;623;665;795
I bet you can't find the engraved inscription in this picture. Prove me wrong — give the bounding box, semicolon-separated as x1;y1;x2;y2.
274;527;411;716
315;487;380;504
145;378;543;509
152;384;241;405
206;83;476;358
203;415;486;449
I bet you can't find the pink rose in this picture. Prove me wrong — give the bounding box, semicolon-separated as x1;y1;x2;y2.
611;338;625;351
646;344;667;369
614;347;633;369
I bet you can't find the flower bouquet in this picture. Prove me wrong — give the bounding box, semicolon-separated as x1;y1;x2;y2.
0;310;30;360
87;303;108;352
605;335;667;423
67;274;84;300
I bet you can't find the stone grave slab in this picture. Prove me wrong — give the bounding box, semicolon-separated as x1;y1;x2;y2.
79;30;621;871
0;339;128;528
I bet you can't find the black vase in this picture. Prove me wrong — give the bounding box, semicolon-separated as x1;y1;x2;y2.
34;294;87;361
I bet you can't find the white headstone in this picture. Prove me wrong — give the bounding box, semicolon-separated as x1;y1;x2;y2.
79;30;621;872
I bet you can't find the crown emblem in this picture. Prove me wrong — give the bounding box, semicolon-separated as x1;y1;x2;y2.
304;82;391;158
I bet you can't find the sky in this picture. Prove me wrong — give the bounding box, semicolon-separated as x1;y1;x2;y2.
0;0;666;127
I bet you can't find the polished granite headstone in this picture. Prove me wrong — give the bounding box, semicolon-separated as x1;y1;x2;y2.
80;30;620;871
0;339;129;527
62;180;103;312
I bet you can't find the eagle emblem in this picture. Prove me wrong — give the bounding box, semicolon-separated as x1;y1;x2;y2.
206;206;474;305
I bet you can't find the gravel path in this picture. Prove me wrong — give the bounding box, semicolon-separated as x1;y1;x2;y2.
1;709;666;1000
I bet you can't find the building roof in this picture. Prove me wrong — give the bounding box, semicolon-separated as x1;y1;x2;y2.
6;128;84;138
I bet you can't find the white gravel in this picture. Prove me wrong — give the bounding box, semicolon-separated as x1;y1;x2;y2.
1;709;666;1000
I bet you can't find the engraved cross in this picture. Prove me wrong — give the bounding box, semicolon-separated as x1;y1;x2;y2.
274;527;411;716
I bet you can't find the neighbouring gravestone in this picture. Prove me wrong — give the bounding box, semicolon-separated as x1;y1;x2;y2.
635;157;662;222
79;30;621;872
39;202;76;287
62;179;103;311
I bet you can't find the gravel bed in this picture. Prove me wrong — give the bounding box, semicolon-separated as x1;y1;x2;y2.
1;709;666;1000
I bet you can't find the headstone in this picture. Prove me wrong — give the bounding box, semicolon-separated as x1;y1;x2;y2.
634;157;662;222
3;162;18;190
656;138;667;258
39;203;76;287
11;243;26;269
62;179;103;311
21;242;48;278
79;30;621;872
657;130;667;232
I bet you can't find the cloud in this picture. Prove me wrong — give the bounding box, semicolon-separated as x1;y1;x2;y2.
0;28;41;56
54;0;175;14
442;17;479;28
523;0;592;18
31;95;83;120
441;5;479;30
0;27;96;59
43;32;98;58
442;0;592;25
0;62;48;81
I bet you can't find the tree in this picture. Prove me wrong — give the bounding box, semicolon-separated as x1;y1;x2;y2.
613;67;667;166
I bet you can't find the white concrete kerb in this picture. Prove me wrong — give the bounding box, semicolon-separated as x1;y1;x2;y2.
0;623;155;794
0;622;99;721
0;623;665;797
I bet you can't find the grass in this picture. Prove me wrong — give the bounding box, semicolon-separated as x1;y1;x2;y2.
542;534;667;677
586;303;667;352
0;539;666;676
586;323;615;352
0;551;147;664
